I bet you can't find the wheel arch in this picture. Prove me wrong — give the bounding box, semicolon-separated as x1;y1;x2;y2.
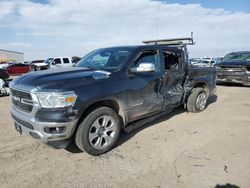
192;82;209;95
184;81;209;108
74;99;126;135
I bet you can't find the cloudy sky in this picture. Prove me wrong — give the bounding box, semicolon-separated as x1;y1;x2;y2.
0;0;250;60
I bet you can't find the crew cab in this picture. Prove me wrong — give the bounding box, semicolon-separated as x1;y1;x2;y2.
215;51;250;85
31;57;73;71
9;38;216;156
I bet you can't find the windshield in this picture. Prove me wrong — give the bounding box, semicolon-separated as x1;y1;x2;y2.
222;52;250;62
44;58;54;65
76;47;133;71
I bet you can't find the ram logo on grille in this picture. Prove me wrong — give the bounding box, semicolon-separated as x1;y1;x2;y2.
12;95;22;102
10;89;33;113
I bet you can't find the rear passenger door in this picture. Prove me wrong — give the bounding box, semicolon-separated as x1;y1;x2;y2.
62;58;72;68
161;49;185;109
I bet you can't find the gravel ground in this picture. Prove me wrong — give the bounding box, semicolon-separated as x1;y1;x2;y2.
0;84;249;188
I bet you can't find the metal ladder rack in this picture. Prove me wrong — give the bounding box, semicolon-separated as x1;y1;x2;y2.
142;37;194;46
142;33;195;65
142;32;195;46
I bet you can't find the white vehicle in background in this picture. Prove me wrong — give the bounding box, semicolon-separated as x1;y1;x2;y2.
190;57;217;67
0;62;11;69
0;68;10;96
31;57;74;71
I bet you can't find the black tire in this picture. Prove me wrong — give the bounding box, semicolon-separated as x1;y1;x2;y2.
187;87;207;113
75;107;121;156
31;66;36;71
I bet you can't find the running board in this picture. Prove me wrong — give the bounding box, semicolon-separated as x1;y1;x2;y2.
124;110;173;133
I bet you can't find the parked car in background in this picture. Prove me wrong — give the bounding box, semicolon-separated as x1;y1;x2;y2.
0;68;9;80
30;60;47;71
6;63;30;75
50;57;73;69
190;58;216;67
0;62;11;69
31;57;73;71
213;57;223;64
72;56;81;64
188;58;199;66
0;68;10;96
215;51;250;85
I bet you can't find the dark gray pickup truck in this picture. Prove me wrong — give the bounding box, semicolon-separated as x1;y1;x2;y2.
216;51;250;85
10;38;216;155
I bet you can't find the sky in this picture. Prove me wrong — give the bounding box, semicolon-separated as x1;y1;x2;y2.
0;0;250;60
162;0;250;12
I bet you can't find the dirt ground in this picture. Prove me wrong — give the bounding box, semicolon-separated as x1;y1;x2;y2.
0;84;249;188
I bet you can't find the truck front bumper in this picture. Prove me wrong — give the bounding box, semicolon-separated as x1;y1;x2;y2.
10;106;78;143
216;70;250;85
216;76;250;85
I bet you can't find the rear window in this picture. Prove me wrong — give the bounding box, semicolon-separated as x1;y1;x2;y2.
63;58;70;64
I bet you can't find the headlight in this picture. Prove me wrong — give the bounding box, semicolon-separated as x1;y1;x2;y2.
36;91;77;108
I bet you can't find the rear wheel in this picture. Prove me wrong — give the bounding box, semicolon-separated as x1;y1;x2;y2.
75;107;121;156
187;87;207;113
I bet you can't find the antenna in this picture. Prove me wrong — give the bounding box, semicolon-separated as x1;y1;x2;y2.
155;2;161;41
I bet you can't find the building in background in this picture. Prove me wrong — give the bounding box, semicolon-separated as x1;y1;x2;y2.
0;49;24;63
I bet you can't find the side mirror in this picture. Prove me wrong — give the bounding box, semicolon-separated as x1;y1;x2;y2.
130;62;156;73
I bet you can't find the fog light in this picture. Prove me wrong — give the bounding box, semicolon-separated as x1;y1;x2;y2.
30;132;41;139
44;127;66;134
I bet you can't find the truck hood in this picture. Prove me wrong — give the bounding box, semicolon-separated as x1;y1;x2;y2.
10;67;111;92
216;61;250;67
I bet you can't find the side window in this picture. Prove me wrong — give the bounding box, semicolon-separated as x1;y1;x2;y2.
53;58;61;65
132;50;160;72
163;50;181;71
63;58;70;64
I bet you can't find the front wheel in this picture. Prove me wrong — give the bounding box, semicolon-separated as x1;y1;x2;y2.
75;107;121;156
31;66;38;71
187;87;207;113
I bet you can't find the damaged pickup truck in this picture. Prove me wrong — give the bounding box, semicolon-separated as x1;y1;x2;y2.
216;51;250;85
10;38;216;156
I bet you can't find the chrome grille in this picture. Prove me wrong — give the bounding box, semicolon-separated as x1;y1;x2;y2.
217;66;246;76
10;89;33;113
217;71;245;76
